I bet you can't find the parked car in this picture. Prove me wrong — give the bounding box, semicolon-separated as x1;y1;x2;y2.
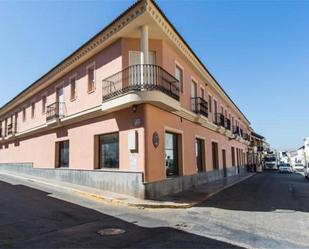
293;163;305;172
305;164;309;179
278;163;293;173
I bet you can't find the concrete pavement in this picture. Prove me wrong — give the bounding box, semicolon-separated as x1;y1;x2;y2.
0;170;254;208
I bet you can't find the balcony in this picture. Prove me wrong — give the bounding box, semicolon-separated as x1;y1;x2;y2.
46;102;65;122
243;133;250;141
214;113;225;127
225;118;231;130
102;64;179;102
191;97;208;117
7;123;16;136
233;126;240;136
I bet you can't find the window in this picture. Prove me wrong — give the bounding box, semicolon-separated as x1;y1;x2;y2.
212;141;219;170
175;65;183;93
14;112;18;133
191;80;197;111
99;132;119;169
231;146;235;166
165;132;180;177
196;138;205;172
70;76;77;100
201;88;205;99
213;99;217;122
208;95;212;113
42;96;46;114
31;103;35;119
87;64;95;93
22;108;26;122
57;140;69;168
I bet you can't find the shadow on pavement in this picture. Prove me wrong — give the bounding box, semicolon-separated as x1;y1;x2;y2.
0;180;242;249
196;171;309;212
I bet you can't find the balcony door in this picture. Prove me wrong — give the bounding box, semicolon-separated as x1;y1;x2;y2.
56;87;64;117
191;81;197;111
129;51;156;86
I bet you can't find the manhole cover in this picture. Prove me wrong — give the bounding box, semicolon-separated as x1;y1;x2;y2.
97;228;126;236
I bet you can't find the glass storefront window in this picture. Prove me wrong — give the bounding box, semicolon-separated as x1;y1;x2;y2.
99;133;119;169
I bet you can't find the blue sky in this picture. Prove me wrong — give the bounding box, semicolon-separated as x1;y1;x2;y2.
0;0;308;150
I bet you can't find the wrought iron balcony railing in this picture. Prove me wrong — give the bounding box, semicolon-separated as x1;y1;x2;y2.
243;133;250;141
233;126;240;135
225;118;231;130
7;123;16;136
46;102;65;122
191;97;208;117
214;113;225;127
233;126;245;137
102;64;179;101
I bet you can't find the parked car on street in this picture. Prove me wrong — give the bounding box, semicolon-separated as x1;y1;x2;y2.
305;164;309;179
278;163;293;173
293;163;305;172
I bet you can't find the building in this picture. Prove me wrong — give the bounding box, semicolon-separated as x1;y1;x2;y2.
0;0;252;199
248;131;267;171
288;146;305;166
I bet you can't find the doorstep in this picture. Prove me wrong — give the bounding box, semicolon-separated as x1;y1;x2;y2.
0;170;255;209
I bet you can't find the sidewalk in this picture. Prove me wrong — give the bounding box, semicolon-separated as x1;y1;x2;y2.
0;170;255;209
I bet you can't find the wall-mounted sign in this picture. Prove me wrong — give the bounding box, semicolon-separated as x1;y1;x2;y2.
152;132;159;148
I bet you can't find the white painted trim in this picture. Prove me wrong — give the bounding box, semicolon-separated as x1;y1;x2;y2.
195;134;206;140
191;75;198;84
164;126;184;135
211;139;219;143
175;60;184;70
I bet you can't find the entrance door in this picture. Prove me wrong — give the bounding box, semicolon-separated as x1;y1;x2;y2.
165;132;179;177
56;87;64;117
222;149;227;177
196;138;204;172
58;141;69;168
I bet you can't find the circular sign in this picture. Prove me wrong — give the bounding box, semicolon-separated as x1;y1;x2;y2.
152;132;159;148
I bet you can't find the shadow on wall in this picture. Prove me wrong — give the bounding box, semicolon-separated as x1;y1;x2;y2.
0;180;243;249
196;172;309;213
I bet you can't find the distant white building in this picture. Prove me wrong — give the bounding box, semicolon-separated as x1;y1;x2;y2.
304;137;309;166
288;147;305;166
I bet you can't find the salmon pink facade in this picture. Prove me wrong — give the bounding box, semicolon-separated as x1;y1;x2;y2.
0;0;252;198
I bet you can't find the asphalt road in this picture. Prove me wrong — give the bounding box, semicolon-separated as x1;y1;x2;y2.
0;177;240;249
0;171;309;249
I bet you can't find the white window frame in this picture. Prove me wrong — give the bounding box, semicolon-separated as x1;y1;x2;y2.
86;62;96;93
